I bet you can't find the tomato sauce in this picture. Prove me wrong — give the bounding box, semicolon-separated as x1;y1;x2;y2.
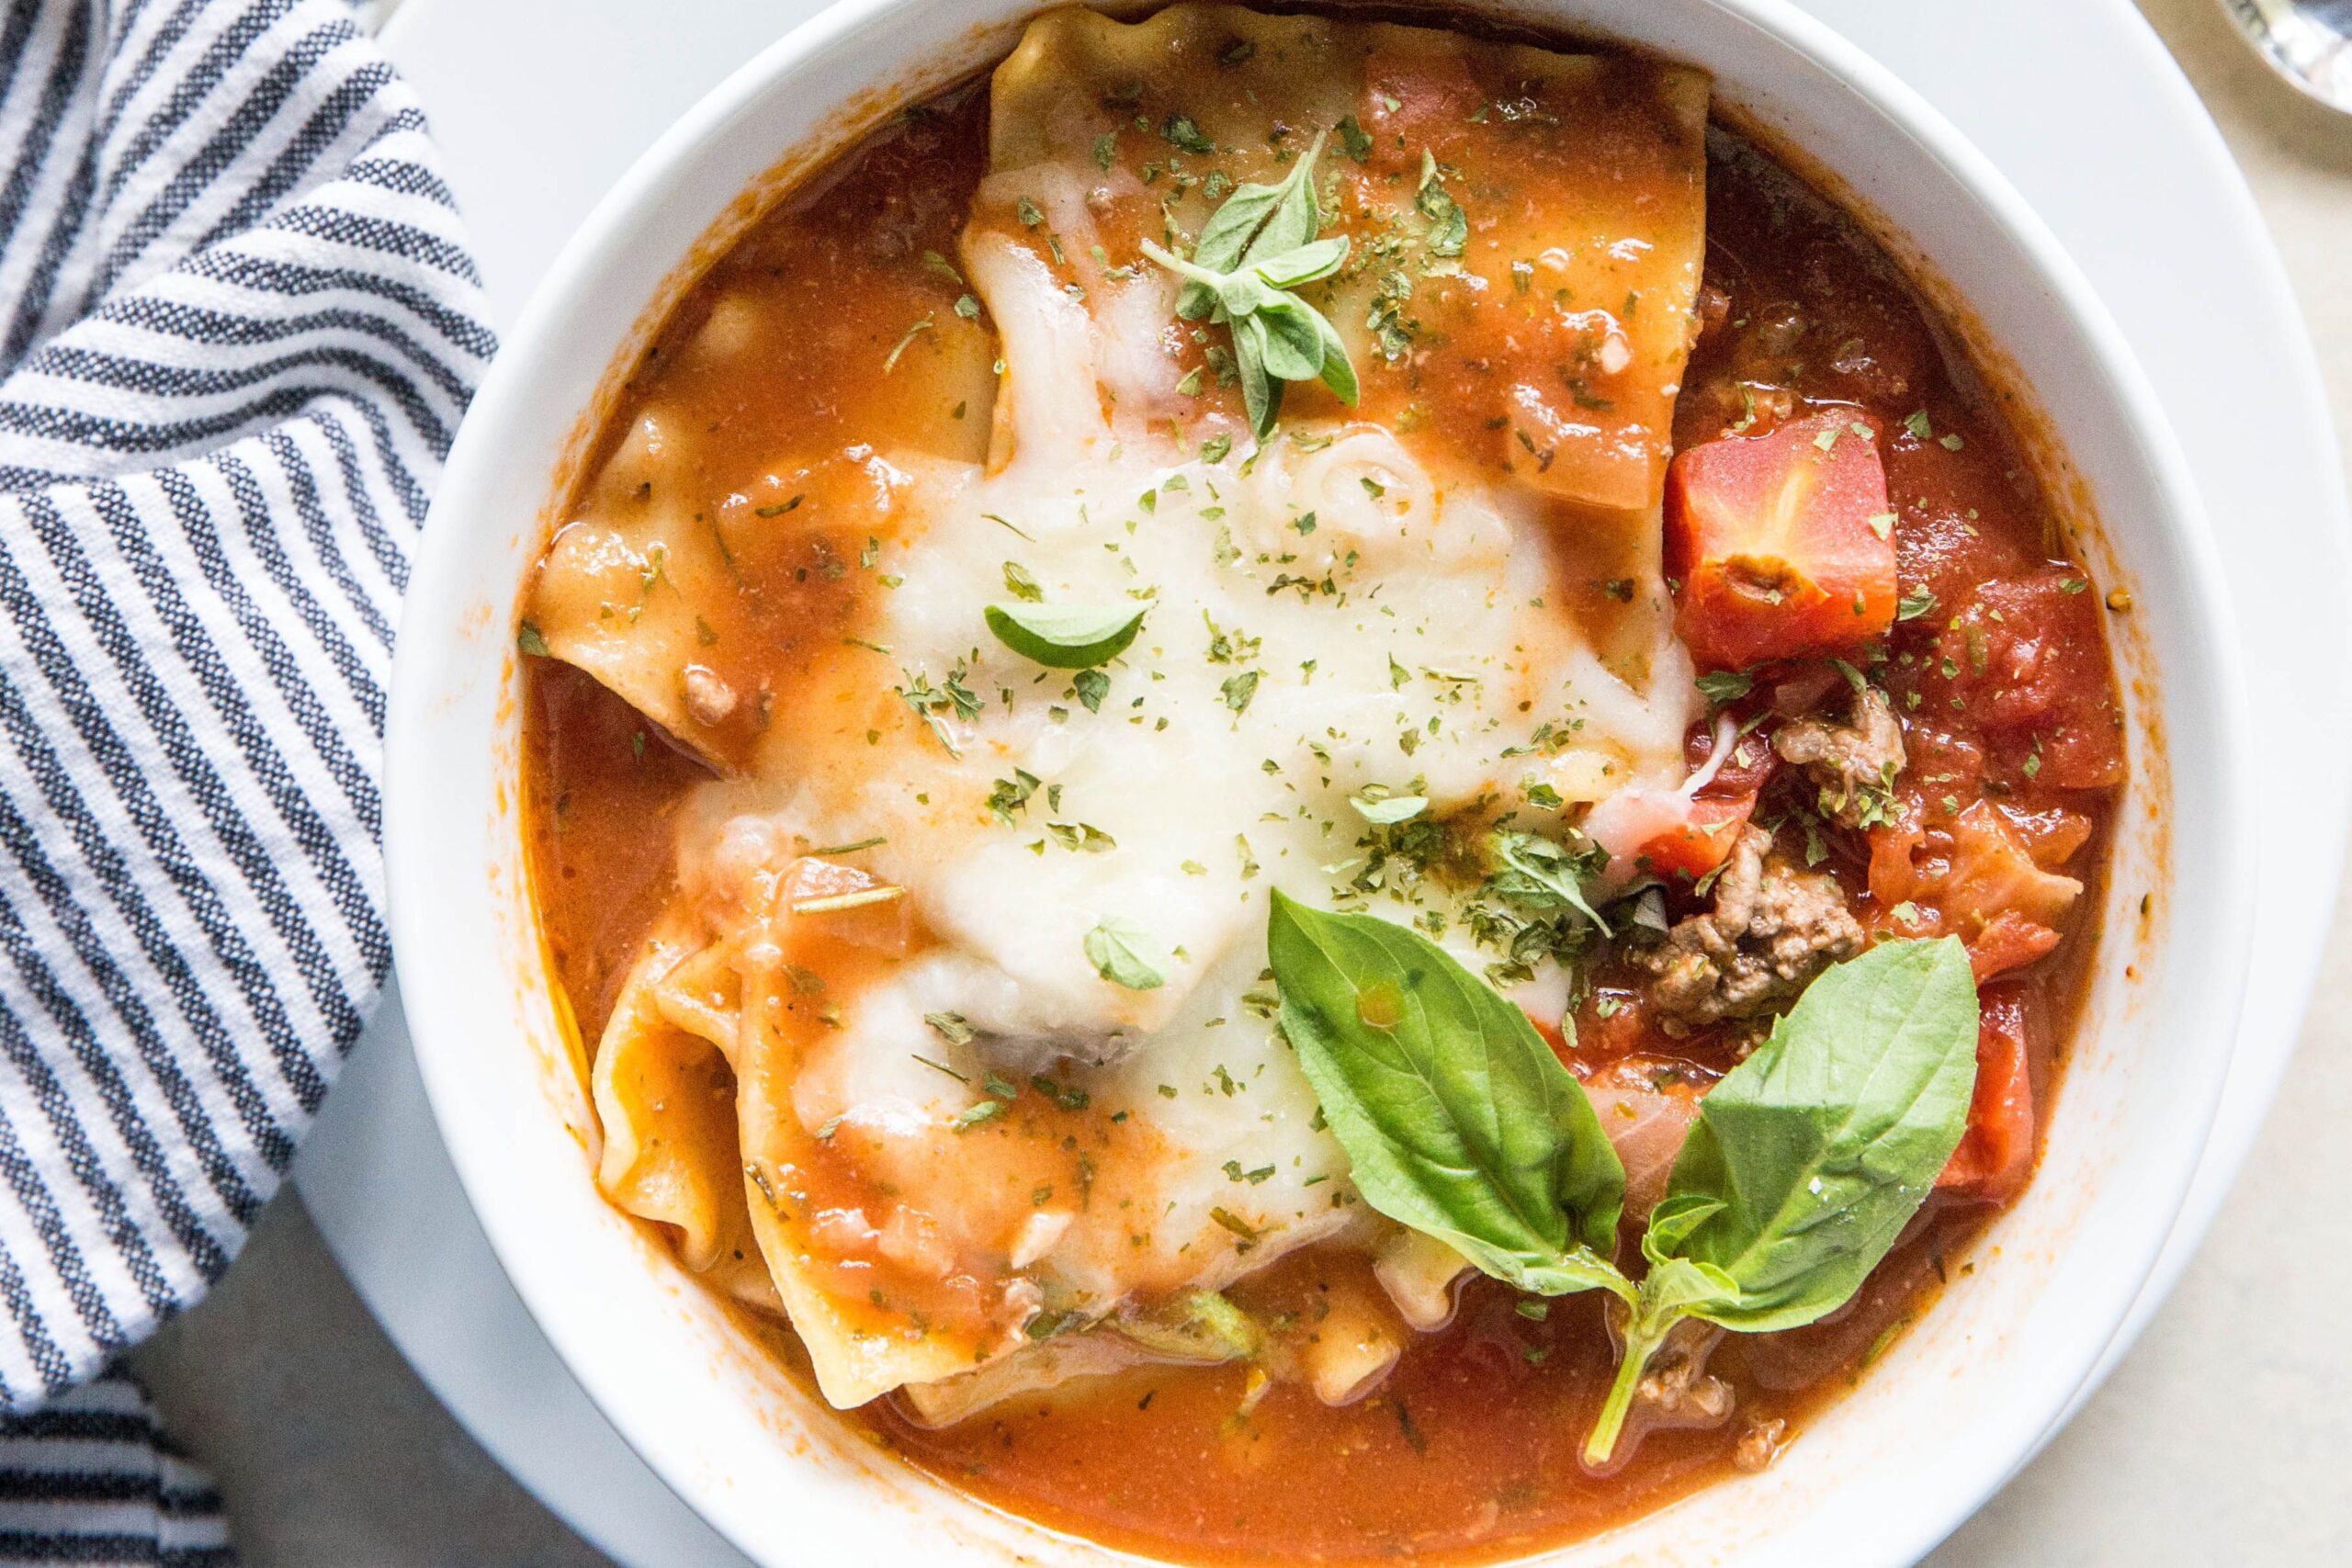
519;24;2121;1565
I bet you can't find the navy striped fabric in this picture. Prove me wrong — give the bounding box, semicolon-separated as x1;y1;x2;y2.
0;1371;226;1563
0;0;491;1558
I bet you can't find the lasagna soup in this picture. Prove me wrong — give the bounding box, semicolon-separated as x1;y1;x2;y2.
518;6;2125;1560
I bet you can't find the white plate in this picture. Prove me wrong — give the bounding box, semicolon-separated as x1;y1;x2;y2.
295;2;2349;1563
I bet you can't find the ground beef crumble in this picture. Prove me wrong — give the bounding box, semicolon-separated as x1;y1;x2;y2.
1631;825;1865;1032
1773;685;1906;829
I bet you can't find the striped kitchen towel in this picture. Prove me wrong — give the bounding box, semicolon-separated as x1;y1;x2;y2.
0;0;492;1558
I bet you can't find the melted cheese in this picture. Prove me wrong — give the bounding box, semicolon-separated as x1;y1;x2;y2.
546;4;1712;1412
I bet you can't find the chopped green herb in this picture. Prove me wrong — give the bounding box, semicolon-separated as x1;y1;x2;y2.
952;1098;1007;1133
1162;114;1216;154
1415;150;1466;257
1336;114;1374;163
922;1010;975;1049
1086;916;1170;990
806;835;886;855
1001;561;1045;602
913;1050;969;1082
986;768;1039;824
1694;670;1752;705
882;315;933;373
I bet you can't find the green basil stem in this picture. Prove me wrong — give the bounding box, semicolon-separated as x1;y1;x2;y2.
1585;1297;1677;1468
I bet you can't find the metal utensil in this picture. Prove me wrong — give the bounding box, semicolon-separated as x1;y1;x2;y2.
2221;0;2352;113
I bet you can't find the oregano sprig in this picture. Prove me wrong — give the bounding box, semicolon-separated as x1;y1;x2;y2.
1142;130;1359;439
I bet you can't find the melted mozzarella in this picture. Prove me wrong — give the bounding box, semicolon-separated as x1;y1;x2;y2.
654;282;1693;1404
566;3;1711;1411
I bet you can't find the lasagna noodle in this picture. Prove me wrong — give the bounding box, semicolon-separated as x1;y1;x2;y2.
528;392;944;776
590;923;779;1314
727;936;988;1407
979;3;1710;514
530;406;745;764
594;885;984;1405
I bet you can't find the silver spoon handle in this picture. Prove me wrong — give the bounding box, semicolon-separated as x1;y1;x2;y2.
2220;0;2352;113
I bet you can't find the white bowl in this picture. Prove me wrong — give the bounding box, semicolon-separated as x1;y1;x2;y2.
386;2;2256;1563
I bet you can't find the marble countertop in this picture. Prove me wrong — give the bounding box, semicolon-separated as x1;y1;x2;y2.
121;0;2352;1561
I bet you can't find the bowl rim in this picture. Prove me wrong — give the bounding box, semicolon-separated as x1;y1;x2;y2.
385;2;2257;1564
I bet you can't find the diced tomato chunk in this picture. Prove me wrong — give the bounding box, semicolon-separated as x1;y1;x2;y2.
1683;720;1778;795
1927;571;2125;789
1941;801;2082;936
1622;722;1770;881
1939;992;2035;1204
1865;809;1927;908
1967;909;2062;981
1637;792;1755;881
1665;411;1898;670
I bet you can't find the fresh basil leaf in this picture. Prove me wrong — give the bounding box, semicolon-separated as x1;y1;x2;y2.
1189;174;1284;274
1143;131;1358;437
983;602;1147;669
1084;916;1168;990
1661;935;1979;1332
1638;1254;1741;1319
1348;792;1428;825
1266;892;1630;1289
1639;1192;1722;1263
1215;268;1280;321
